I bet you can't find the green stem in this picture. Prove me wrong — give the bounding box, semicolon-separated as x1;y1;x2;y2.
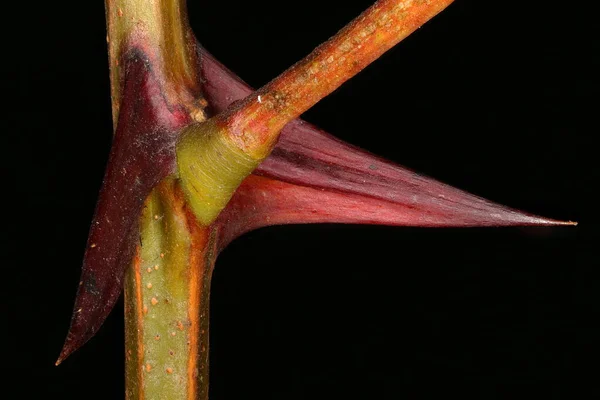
125;178;216;400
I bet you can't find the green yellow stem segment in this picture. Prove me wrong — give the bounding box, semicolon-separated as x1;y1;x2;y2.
176;119;261;226
124;178;216;400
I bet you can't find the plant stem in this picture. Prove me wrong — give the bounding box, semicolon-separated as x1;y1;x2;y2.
104;0;209;398
125;178;216;400
107;0;455;397
105;0;204;127
218;0;455;158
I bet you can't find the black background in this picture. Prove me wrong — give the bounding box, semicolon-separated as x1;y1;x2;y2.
5;0;597;398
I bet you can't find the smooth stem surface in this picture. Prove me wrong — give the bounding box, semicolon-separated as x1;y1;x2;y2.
125;178;216;400
219;0;455;158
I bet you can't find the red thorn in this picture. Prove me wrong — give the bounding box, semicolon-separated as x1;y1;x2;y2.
57;50;189;363
198;48;575;248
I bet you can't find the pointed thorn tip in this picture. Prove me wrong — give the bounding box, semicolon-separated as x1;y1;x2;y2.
55;351;66;366
55;338;76;366
538;218;578;227
509;212;578;227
